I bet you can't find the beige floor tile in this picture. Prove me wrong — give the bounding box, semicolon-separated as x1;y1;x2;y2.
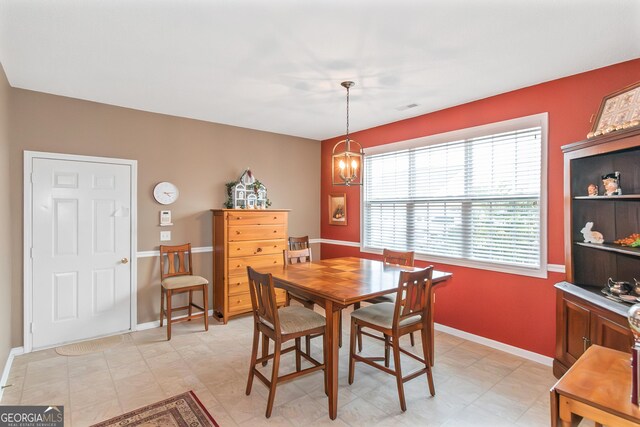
20;378;69;406
109;359;150;381
336;396;390;427
271;393;329;424
489;376;547;407
114;371;159;394
71;399;122;427
437;375;494;405
238;414;294;426
22;367;69;391
70;381;118;410
515;394;551;426
117;383;167;412
69;369;113;393
308;416;352;427
67;355;109;378
472;390;531;422
104;346;144;368
143;349;183;370
0;385;23;405
191;389;240;427
157;372;207;396
13;348;60;365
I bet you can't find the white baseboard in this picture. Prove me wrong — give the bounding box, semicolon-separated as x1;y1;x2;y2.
136;309;215;331
434;323;553;366
0;347;25;402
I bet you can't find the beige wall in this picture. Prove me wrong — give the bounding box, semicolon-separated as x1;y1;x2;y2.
9;88;320;346
0;66;12;363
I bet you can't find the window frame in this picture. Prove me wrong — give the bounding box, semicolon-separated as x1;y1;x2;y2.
360;113;549;278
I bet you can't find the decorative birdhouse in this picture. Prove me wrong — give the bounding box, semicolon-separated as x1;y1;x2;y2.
225;168;271;209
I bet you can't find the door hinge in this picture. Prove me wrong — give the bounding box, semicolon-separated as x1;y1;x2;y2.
30;323;34;333
30;247;33;259
30;173;34;184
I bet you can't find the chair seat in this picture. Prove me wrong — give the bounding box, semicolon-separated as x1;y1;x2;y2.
162;275;209;290
262;306;325;335
351;302;421;329
364;293;396;305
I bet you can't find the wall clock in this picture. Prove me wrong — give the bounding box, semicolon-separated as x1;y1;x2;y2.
153;181;179;205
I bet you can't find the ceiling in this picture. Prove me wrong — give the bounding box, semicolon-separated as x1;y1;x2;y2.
1;1;639;141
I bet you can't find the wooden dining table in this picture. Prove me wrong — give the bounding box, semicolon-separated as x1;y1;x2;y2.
261;256;452;420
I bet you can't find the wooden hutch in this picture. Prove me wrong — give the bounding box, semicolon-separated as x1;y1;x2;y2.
211;209;289;323
554;128;640;378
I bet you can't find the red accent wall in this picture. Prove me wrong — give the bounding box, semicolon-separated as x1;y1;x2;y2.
320;58;640;357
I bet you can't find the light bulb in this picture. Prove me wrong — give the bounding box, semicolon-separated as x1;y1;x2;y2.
339;160;346;170
351;159;358;170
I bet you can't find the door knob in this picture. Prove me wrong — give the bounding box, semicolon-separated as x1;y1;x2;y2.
121;258;129;264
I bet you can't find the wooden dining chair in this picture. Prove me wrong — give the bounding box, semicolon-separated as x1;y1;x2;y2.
246;266;327;418
283;248;314;310
159;243;209;340
283;248;343;353
348;266;435;412
354;249;416;350
288;235;310;250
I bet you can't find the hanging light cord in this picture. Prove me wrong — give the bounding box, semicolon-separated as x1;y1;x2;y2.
345;84;350;144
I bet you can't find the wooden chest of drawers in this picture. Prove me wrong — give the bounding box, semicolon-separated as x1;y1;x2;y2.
211;209;289;323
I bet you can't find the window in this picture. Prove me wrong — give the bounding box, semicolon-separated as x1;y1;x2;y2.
362;114;547;277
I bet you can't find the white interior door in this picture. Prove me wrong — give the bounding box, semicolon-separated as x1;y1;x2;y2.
30;157;133;349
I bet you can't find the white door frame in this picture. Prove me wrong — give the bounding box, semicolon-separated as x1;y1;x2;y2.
23;151;138;353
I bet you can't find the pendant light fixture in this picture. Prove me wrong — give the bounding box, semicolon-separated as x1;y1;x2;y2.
332;81;364;186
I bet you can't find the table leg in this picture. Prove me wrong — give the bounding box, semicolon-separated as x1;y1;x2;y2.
559;396;583;427
550;389;559;427
429;292;435;366
324;299;339;420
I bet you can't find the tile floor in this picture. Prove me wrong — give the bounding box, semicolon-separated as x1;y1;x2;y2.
2;308;565;426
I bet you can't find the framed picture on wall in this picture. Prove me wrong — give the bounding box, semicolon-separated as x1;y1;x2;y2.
328;193;347;226
590;81;640;137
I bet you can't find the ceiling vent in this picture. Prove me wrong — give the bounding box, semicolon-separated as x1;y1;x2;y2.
396;103;419;111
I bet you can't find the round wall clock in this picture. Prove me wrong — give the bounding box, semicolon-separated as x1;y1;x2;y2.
153;181;179;205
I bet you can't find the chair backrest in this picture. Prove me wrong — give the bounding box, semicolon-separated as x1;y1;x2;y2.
393;266;434;329
289;236;310;250
159;243;193;280
283;248;312;265
383;249;415;267
246;266;281;335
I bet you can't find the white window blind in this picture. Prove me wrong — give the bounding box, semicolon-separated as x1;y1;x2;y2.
363;119;545;276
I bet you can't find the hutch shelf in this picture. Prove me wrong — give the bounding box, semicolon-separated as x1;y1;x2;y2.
554;127;640;378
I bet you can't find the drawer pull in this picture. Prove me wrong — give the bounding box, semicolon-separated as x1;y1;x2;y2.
236;231;241;234
256;247;263;253
273;230;277;233
273;260;277;264
273;216;277;220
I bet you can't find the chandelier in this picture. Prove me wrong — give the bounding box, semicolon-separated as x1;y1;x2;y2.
332;81;363;186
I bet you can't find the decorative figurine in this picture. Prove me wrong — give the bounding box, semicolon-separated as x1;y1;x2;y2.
587;183;598;196
602;171;622;196
224;168;271;209
580;222;604;244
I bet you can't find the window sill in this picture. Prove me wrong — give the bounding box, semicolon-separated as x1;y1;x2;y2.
360;246;548;279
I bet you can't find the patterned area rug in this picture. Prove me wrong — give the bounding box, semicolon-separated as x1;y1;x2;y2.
55;335;123;356
91;391;219;427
